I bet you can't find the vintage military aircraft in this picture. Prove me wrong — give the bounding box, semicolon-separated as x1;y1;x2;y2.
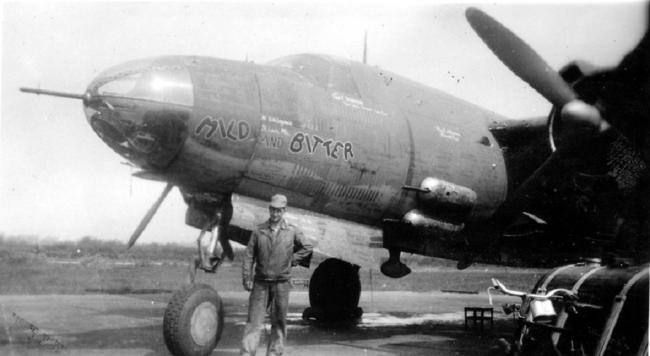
21;6;648;356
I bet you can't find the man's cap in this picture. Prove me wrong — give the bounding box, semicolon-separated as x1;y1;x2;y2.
270;194;288;208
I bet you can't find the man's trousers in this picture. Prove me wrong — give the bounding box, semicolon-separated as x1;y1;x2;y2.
240;280;290;356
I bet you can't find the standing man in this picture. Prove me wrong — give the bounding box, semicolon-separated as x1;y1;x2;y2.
241;194;313;356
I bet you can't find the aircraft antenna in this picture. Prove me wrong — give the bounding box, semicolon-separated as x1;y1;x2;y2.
362;31;368;65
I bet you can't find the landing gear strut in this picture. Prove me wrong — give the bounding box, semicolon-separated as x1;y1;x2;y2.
188;199;234;283
302;258;363;322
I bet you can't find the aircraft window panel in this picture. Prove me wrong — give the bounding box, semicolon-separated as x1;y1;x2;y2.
328;63;361;99
151;69;193;106
294;60;330;88
268;55;331;89
98;74;141;97
96;66;193;106
269;55;362;99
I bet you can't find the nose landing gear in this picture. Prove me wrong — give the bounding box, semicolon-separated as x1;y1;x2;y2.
165;199;234;356
163;284;224;356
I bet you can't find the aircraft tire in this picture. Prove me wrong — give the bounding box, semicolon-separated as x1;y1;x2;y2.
163;284;224;356
307;258;362;322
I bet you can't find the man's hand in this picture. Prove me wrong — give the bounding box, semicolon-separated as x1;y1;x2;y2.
243;278;253;291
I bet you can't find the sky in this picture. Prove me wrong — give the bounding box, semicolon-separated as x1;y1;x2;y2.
1;1;647;245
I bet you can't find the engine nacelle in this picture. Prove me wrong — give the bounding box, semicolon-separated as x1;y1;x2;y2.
383;178;477;278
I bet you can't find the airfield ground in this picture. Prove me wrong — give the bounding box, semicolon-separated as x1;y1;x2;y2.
0;289;526;356
0;256;545;355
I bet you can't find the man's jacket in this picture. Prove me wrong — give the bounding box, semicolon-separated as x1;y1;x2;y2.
243;219;313;282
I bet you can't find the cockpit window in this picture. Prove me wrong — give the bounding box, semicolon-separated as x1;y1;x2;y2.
269;54;331;88
329;63;360;98
93;59;193;106
97;73;141;96
268;54;361;99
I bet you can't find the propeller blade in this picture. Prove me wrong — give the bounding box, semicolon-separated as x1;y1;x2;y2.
465;7;577;107
126;183;173;249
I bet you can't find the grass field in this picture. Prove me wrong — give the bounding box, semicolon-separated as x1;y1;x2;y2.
0;235;546;295
0;259;545;295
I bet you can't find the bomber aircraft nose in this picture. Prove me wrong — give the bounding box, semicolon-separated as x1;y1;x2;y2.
83;57;193;170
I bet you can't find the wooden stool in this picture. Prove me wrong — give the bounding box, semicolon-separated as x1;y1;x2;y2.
464;306;494;330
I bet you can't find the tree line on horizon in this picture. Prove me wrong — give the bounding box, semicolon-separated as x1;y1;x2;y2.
0;233;248;262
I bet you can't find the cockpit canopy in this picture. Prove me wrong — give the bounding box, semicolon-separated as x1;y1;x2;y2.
268;54;362;99
88;57;193;106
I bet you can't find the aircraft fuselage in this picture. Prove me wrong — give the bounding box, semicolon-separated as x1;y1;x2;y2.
84;55;508;229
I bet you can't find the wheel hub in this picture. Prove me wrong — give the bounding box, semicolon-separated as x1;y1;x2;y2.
190;301;218;346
